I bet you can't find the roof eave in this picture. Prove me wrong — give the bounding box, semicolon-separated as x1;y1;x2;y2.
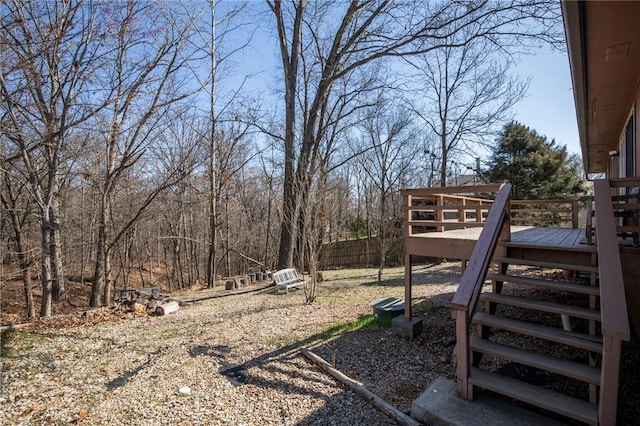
562;0;591;173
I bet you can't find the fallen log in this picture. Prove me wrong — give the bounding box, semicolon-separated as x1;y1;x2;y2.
155;301;180;316
300;347;421;426
0;322;31;333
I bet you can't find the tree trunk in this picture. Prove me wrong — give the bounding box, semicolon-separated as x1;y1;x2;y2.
277;185;296;271
162;239;173;293
3;185;36;318
377;190;387;284
13;216;36;318
273;0;304;270
91;198;108;307
22;264;35;319
207;202;217;287
39;209;53;317
207;2;218;288
264;175;273;267
440;128;448;187
91;226;106;307
104;247;113;304
50;196;66;301
172;233;184;289
135;238;146;287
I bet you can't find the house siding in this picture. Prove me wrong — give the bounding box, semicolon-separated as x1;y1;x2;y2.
636;90;640;177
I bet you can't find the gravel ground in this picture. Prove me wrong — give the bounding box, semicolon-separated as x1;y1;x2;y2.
0;264;458;426
2;262;639;425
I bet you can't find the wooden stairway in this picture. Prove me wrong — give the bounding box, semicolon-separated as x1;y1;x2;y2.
467;246;602;425
451;181;629;426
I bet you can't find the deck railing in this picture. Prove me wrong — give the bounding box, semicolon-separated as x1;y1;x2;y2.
403;185;501;235
510;199;580;228
609;177;640;247
403;186;583;237
594;178;631;424
450;183;512;398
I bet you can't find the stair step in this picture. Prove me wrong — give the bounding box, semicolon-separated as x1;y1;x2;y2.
493;256;598;273
480;293;601;321
468;367;598;425
499;240;597;254
470;336;601;384
486;273;600;296
473;312;603;352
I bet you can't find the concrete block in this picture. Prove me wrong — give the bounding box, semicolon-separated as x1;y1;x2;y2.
391;316;423;339
411;377;566;426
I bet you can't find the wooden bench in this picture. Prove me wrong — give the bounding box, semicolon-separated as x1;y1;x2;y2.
273;268;307;294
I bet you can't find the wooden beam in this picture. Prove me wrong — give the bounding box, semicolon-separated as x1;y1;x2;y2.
404;254;412;320
401;184;501;197
455;308;471;399
300;348;421;426
599;336;622;426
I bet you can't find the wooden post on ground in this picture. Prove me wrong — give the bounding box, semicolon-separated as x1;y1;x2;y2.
300;348;421;426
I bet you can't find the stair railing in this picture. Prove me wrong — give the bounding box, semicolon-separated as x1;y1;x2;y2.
451;183;512;399
593;178;631;425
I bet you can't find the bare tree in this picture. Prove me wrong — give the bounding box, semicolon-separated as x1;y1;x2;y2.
86;1;200;307
266;0;563;270
406;32;528;186
350;103;418;283
1;0;114;315
153;114;208;290
174;0;253;288
0;156;36;318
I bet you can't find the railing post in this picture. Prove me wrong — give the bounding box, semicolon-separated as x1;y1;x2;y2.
502;193;511;242
405;194;412;236
436;195;444;232
455;308;471;399
572;199;579;228
599;336;622;426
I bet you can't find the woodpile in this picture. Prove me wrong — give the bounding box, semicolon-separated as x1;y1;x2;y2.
116;289;182;317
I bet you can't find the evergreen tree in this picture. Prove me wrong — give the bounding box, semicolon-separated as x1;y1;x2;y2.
485;122;584;199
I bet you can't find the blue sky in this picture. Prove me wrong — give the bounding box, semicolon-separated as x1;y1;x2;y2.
218;3;582;161
512;47;581;158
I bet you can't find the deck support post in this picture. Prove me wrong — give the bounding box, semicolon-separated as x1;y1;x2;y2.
404;254;412;320
394;254;423;339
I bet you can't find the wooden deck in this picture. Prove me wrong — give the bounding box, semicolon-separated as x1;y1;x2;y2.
406;226;593;261
401;182;636;425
